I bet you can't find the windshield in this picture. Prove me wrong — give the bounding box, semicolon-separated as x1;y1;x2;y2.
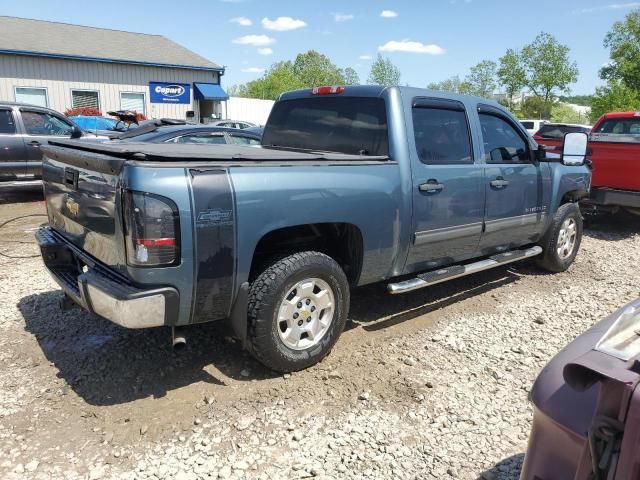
262;97;389;156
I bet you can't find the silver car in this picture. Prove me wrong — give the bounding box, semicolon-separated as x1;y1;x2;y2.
207;119;257;129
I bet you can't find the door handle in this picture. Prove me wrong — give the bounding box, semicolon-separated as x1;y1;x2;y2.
419;180;444;193
490;177;509;189
29;141;40;147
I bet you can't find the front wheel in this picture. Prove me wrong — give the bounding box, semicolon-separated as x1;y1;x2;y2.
537;203;583;273
247;252;350;372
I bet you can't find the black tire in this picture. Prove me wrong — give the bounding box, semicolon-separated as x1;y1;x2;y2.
537;203;583;273
247;251;350;372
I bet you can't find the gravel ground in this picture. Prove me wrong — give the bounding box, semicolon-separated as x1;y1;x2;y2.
0;188;639;480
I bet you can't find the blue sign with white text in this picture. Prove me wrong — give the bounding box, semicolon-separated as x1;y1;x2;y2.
149;82;190;104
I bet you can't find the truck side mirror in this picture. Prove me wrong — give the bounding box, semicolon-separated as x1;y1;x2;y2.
70;125;83;139
562;132;588;166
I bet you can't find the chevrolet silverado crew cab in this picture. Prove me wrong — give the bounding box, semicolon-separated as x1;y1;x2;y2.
582;111;640;215
36;86;591;372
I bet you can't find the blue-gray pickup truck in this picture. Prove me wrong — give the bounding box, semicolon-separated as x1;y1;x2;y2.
36;86;591;372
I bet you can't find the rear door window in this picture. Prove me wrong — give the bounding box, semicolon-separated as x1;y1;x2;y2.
229;134;260;145
262;97;389;156
412;106;473;165
172;133;227;144
0;109;16;134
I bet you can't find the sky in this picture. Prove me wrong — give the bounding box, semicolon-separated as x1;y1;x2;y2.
0;0;637;95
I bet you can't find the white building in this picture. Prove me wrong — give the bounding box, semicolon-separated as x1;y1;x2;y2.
0;16;229;122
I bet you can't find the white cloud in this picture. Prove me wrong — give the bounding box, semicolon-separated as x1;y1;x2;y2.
379;40;445;55
258;47;273;55
359;54;373;60
230;16;252;26
242;67;265;73
380;10;398;18
574;2;640;14
333;12;354;22
232;34;275;46
261;16;307;31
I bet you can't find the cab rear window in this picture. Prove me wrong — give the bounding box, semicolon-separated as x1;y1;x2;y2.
536;125;589;139
596;118;640;135
262;97;389;156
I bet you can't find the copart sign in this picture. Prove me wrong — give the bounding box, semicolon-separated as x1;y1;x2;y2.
149;82;191;104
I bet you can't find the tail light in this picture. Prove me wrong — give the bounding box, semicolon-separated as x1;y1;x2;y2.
123;191;180;267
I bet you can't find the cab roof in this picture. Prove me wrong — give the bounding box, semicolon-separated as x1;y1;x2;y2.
278;85;508;111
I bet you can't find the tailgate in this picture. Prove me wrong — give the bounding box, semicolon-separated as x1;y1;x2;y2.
42;144;127;273
589;134;640;190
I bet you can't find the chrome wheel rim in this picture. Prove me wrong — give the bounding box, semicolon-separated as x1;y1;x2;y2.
556;217;577;260
276;278;335;351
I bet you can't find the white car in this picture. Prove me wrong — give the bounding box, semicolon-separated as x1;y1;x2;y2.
520;119;549;135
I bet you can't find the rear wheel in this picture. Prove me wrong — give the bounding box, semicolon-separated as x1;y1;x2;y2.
247;252;349;372
537;203;583;273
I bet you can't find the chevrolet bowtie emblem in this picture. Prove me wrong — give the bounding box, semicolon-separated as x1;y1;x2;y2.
66;197;79;216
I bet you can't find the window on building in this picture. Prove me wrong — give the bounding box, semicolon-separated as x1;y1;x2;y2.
412;107;473;165
15;87;48;108
71;90;100;110
0;110;17;134
21;110;74;136
120;92;145;115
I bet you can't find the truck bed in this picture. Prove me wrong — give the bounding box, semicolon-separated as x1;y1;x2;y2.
46;140;390;168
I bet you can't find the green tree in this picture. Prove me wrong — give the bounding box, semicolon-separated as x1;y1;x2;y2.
236;51;357;100
367;54;401;85
590;80;640;122
239;61;303;100
550;103;588;124
520;96;552;120
293;50;345;87
342;67;360;85
520;32;579;104
427;75;464;93
462;60;498;98
600;9;640;92
557;95;594;107
497;49;526;109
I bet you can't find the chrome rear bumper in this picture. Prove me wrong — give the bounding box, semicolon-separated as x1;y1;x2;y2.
36;226;178;328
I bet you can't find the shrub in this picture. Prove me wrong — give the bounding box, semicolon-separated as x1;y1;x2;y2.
64;107;102;117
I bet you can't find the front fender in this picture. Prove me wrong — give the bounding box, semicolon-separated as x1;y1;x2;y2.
549;163;591;213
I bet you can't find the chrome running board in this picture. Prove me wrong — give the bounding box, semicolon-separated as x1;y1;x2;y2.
387;246;543;294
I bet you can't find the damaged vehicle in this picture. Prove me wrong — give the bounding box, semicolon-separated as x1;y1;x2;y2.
520;298;640;479
36;86;590;372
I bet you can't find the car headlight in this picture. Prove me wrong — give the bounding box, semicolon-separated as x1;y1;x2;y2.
595;301;640;361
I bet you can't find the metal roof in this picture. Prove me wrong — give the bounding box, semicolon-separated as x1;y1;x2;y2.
0;16;223;72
